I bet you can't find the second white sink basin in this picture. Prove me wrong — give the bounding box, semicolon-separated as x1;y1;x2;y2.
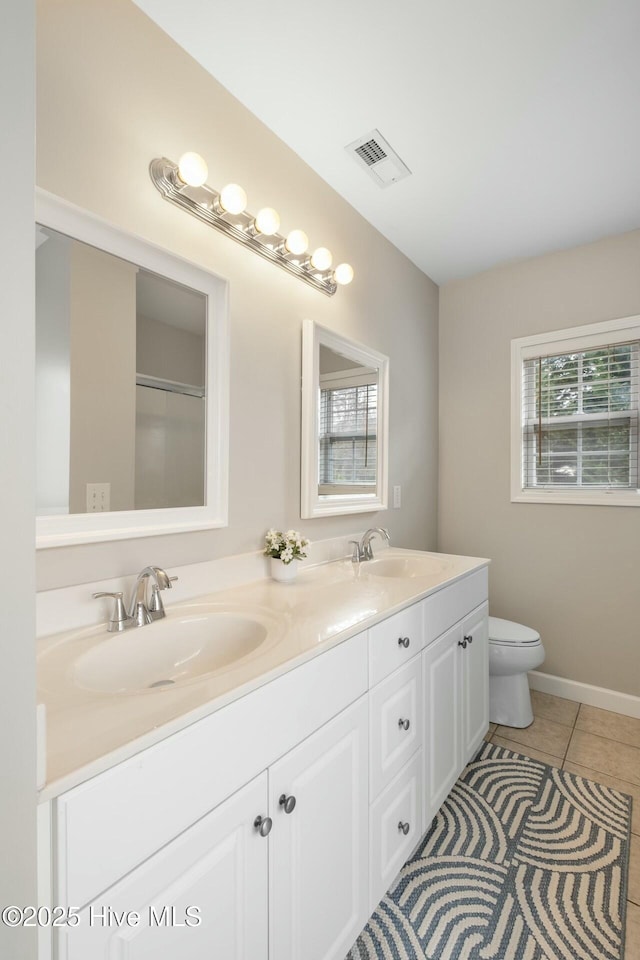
363;554;450;579
72;604;281;695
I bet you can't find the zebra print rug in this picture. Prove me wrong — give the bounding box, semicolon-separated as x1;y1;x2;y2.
347;741;632;960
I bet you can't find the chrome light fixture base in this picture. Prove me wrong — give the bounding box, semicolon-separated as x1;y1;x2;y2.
149;158;338;297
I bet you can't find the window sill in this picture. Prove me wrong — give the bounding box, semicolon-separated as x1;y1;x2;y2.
512;490;640;507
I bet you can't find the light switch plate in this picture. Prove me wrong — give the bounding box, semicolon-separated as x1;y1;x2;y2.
393;485;401;508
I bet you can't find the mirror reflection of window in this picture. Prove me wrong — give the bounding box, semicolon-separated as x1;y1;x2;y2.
35;226;207;516
318;345;378;496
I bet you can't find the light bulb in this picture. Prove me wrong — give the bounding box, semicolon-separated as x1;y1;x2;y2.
254;207;281;235
219;183;247;215
333;263;354;285
177;152;208;187
285;229;309;256
310;247;333;271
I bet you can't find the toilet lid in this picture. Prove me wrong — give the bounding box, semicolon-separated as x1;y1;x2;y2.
488;616;540;646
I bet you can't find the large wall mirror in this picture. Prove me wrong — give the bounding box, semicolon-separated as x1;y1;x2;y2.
301;319;389;518
35;191;229;548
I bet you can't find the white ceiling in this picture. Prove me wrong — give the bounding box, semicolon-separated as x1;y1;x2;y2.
134;0;640;284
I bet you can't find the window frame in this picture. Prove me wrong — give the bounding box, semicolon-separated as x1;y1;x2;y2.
511;315;640;507
301;319;389;519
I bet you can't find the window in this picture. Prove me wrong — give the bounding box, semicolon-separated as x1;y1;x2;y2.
318;374;377;495
511;316;640;506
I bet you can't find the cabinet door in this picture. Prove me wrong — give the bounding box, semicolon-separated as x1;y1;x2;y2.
269;696;369;960
422;624;462;829
59;774;269;960
461;603;489;763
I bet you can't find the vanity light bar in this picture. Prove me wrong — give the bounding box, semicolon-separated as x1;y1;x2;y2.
149;156;354;297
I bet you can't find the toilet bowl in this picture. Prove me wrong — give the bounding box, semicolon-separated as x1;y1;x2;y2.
488;616;545;728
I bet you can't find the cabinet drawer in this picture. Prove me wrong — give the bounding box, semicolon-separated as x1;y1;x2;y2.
369;657;422;799
423;567;488;647
55;631;368;909
369;601;423;686
370;751;422;911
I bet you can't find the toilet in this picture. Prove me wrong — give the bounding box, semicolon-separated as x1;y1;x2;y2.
488;617;545;728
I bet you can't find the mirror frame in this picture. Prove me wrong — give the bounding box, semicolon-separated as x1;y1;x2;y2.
301;319;389;518
35;189;229;548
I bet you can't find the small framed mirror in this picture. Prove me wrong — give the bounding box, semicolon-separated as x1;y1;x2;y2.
301;319;389;518
35;190;229;547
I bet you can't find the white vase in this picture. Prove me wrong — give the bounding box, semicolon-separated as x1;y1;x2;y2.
270;558;299;583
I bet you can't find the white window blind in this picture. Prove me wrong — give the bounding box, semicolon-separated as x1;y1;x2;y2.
319;382;377;487
522;341;639;490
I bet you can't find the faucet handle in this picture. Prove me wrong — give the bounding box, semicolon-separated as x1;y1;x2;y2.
93;591;133;633
148;575;178;619
348;541;361;564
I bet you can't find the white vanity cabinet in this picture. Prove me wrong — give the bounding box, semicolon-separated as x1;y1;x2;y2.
366;566;489;906
422;572;489;829
269;697;369;960
367;608;425;909
59;774;270;960
45;561;489;960
52;633;370;960
461;604;490;762
59;698;369;960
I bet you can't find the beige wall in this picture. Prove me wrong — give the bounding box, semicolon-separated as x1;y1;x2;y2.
439;230;640;697
69;241;137;512
36;0;438;590
137;314;205;387
36;231;71;514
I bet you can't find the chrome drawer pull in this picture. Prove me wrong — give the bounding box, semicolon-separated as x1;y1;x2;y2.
458;638;467;649
464;634;473;644
253;815;272;837
398;718;410;731
398;821;410;836
398;636;410;649
278;793;296;815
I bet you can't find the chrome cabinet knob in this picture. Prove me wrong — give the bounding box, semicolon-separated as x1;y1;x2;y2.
279;793;296;815
398;718;410;731
458;638;468;649
464;634;473;644
254;815;273;837
398;821;410;836
398;636;410;649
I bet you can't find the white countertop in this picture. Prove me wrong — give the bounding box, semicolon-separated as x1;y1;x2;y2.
37;548;489;801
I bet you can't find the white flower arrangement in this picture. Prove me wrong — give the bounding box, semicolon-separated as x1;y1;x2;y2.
264;529;310;565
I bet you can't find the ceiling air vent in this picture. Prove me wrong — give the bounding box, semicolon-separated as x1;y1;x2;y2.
345;129;411;188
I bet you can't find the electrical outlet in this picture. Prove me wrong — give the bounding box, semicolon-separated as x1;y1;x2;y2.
86;482;111;512
393;485;401;509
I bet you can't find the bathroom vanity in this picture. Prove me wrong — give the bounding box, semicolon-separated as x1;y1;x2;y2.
36;548;488;960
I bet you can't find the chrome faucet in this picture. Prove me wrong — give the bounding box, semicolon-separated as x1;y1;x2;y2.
129;566;177;625
93;565;178;632
349;527;391;564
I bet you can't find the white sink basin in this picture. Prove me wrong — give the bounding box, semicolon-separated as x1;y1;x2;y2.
69;605;281;695
363;554;450;579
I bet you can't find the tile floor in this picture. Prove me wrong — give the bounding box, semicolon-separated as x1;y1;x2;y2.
485;690;640;958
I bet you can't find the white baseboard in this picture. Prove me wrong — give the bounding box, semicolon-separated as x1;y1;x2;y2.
528;670;640;720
